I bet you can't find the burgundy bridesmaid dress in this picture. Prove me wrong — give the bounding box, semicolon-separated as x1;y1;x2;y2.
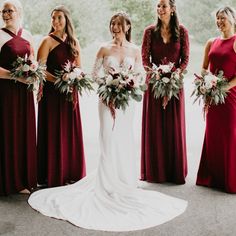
0;28;37;195
141;25;189;184
196;35;236;193
37;34;86;187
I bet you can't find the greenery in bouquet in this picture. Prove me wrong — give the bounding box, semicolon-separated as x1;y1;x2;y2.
10;54;46;101
97;66;147;122
148;58;186;109
191;70;229;114
54;60;94;107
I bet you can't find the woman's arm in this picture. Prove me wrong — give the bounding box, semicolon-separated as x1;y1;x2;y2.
74;39;81;67
228;39;236;89
179;26;189;71
91;46;106;83
37;37;56;82
141;27;153;71
228;76;236;89
0;67;11;79
201;39;213;72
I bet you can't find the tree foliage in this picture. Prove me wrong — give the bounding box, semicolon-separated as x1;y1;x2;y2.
178;0;236;43
1;0;235;46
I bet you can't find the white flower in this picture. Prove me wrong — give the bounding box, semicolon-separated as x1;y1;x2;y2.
105;75;113;85
68;71;77;80
22;64;30;72
162;77;170;83
204;73;217;89
73;67;82;77
30;60;39;72
158;63;173;73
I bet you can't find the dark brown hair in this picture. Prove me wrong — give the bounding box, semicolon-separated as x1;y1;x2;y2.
109;12;132;42
154;0;180;42
49;5;79;57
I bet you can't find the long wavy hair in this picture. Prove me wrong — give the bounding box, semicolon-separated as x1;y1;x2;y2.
154;0;180;42
49;5;79;57
216;6;236;33
109;12;132;42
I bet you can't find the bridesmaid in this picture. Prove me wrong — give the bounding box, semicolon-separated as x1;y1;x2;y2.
141;0;189;184
0;0;37;195
196;6;236;193
37;5;86;187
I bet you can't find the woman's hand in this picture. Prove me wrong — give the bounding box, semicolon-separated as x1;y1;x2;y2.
16;77;30;84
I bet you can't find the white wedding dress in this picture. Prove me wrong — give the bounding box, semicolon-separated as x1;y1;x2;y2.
28;56;187;231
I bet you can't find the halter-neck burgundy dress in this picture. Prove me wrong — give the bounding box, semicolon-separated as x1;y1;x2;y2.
37;34;86;187
141;25;189;184
0;28;37;195
196;35;236;193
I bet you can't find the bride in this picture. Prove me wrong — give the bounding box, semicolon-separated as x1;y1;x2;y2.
28;12;187;231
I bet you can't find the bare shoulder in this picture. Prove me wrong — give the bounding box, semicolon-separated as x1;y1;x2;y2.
127;42;140;55
96;42;112;58
38;35;55;49
206;37;215;46
204;37;215;51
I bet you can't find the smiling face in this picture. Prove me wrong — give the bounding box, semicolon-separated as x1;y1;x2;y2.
216;12;234;34
1;3;19;28
110;16;130;40
156;0;173;22
51;10;66;32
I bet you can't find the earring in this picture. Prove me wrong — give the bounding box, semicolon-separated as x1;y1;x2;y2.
171;12;174;16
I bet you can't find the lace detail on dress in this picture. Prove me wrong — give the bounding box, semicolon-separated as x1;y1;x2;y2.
141;26;154;71
179;25;189;71
91;57;103;84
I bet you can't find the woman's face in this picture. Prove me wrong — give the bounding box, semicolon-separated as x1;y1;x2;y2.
110;17;129;39
216;12;234;33
156;0;173;22
51;10;66;32
1;3;18;28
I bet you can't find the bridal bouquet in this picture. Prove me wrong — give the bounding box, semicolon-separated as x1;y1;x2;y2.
148;58;186;109
97;66;146;122
191;70;229;116
54;60;93;108
10;54;46;101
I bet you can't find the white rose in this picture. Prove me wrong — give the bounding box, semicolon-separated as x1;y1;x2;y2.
159;65;170;73
162;77;170;83
68;71;77;80
73;67;82;77
205;81;212;89
105;75;113;85
22;64;30;72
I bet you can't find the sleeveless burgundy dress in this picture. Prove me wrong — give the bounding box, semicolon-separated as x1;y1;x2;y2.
196;35;236;193
0;28;37;195
37;34;86;187
141;25;189;184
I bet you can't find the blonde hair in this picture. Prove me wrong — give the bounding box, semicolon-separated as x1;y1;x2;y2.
216;6;236;32
2;0;23;26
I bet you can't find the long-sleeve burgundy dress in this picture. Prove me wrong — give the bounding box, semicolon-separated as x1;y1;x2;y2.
141;24;189;184
37;34;86;187
0;28;37;195
196;35;236;193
